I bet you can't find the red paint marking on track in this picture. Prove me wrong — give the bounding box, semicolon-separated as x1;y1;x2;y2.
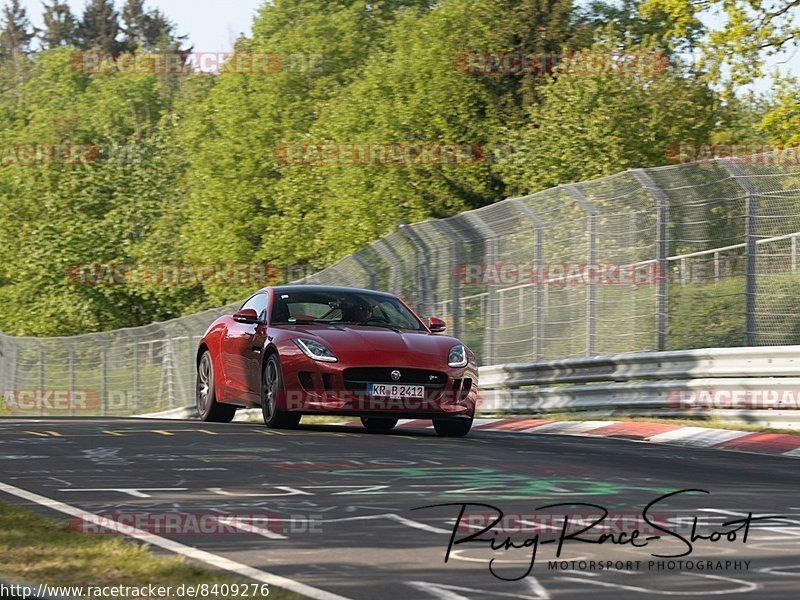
712;432;800;454
485;419;555;431
583;422;682;440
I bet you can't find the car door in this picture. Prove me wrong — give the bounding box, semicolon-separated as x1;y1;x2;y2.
222;292;269;404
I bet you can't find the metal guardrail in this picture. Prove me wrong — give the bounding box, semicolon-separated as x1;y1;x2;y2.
140;346;800;429
477;346;800;427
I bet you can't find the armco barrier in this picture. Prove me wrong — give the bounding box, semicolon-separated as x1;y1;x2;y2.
478;345;800;427
136;346;800;429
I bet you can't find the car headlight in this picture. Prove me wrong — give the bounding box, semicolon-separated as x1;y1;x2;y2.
293;338;338;362
448;344;468;368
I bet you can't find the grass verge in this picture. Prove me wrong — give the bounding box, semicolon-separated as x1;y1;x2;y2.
0;503;304;599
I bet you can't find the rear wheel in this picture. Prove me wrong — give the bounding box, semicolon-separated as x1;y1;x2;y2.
360;417;398;431
196;351;236;423
432;417;472;437
262;354;301;429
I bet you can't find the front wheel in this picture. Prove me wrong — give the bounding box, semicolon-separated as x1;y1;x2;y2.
360;417;398;431
196;351;236;423
432;417;472;437
262;354;301;429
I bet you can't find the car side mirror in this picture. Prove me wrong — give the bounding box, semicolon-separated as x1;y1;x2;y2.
428;316;446;333
233;308;260;324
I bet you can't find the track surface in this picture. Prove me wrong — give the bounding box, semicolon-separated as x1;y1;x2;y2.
0;418;799;599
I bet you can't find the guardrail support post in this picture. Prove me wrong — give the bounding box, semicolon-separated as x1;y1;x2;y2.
512;198;545;360
563;184;598;355
722;161;758;346
632;169;670;352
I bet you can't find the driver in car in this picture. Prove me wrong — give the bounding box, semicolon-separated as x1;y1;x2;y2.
342;300;373;324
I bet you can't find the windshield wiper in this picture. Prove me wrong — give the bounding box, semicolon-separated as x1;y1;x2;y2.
338;321;404;333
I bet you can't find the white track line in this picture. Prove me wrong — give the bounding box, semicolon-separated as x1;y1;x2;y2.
0;480;353;600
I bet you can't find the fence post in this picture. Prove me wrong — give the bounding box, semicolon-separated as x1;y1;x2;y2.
132;339;141;414
398;223;434;317
632;169;670;352
69;343;76;416
562;184;598;355
372;238;402;296
352;252;377;289
99;336;107;416
38;343;45;416
511;198;545;360
432;220;461;338
722;160;758;346
326;263;357;287
464;212;499;363
0;335;8;399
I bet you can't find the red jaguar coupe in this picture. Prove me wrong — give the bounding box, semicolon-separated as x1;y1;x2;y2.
195;285;478;436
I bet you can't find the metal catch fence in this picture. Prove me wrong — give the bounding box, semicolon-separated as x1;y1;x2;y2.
2;152;799;415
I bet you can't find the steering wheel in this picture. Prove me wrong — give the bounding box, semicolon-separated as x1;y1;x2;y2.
361;316;389;324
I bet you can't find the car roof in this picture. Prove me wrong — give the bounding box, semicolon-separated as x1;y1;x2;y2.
264;284;397;298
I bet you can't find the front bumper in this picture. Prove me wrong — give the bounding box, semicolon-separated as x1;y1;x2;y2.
281;360;477;417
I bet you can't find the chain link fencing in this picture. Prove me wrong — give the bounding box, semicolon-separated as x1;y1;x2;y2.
2;152;799;416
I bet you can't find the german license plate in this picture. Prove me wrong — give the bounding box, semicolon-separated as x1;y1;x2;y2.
368;383;424;398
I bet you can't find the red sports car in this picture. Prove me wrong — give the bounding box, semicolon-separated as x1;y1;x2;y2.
195;285;478;436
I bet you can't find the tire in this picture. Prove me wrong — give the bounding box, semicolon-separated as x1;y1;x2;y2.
196;351;236;423
360;416;398;431
432;417;472;437
262;354;301;429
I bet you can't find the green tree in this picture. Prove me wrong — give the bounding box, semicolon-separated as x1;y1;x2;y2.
760;76;800;145
0;0;35;61
121;0;189;51
497;39;718;194
641;0;800;84
77;0;124;53
41;0;78;48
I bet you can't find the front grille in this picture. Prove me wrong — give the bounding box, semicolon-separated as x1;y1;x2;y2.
343;367;447;390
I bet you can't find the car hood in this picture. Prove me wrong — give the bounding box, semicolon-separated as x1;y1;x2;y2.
276;324;462;366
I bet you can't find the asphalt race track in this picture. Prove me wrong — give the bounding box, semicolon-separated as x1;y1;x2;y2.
0;418;799;599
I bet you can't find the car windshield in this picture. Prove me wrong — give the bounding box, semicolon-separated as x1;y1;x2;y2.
271;289;425;331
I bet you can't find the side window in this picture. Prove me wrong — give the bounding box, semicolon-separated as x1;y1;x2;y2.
240;293;269;322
